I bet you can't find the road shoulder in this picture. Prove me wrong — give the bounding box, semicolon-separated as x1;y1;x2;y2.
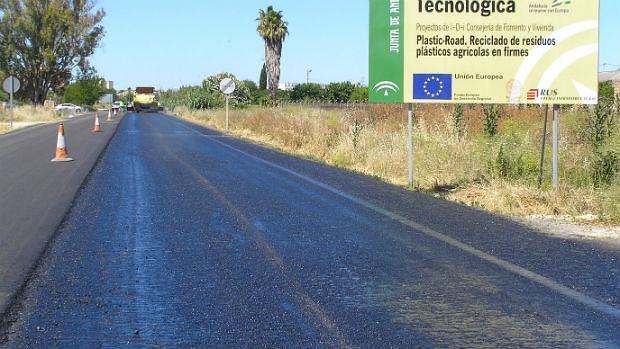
0;112;126;317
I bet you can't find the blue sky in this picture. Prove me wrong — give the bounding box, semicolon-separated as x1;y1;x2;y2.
91;1;619;91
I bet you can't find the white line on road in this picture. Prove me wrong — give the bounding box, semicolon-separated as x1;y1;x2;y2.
171;116;620;321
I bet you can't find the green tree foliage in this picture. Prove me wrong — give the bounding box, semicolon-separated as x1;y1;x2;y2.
161;73;254;110
599;81;615;103
349;87;368;103
243;79;258;98
257;6;288;100
202;72;252;105
63;75;105;106
325;82;356;103
259;63;267;90
0;70;7;101
291;83;324;102
0;0;105;105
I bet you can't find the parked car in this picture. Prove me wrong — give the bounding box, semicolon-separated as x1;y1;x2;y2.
55;103;83;113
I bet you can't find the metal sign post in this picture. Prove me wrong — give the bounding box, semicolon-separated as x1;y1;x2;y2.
219;78;236;131
225;97;229;130
552;105;559;189
407;104;414;189
3;76;21;129
9;79;13;129
538;105;549;189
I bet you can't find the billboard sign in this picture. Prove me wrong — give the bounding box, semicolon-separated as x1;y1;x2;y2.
369;0;600;104
99;93;113;105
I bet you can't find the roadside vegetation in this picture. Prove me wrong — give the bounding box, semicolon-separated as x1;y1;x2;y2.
0;106;63;134
0;1;108;133
0;0;105;105
160;5;620;225
166;80;619;224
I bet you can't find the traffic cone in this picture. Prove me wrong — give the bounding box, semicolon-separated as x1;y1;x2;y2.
92;114;102;133
106;109;112;121
51;123;74;162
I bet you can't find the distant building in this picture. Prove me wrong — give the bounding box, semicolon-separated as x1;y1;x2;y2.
599;70;620;96
278;82;299;91
278;82;329;91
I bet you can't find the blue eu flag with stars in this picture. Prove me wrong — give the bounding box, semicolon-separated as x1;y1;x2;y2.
413;74;453;100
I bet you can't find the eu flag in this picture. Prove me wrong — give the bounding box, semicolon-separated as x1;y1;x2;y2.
413;74;453;100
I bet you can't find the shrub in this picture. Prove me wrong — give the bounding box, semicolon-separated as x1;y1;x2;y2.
599;81;615;104
202;73;252;105
490;142;538;180
592;151;620;188
350;87;368;103
291;83;324;102
482;104;501;137
453;104;464;139
581;99;616;149
325;82;356;103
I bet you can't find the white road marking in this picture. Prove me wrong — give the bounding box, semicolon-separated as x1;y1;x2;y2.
169;116;620;321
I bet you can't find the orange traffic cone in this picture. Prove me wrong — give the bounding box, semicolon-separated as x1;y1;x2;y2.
106;109;112;121
51;123;74;162
92;114;102;133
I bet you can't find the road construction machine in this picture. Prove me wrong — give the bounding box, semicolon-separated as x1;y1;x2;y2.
133;87;161;113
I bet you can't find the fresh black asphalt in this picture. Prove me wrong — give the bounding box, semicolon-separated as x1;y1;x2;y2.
1;112;619;347
0;112;123;316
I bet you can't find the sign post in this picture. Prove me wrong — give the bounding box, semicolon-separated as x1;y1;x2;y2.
552;104;560;189
3;76;21;129
538;105;549;189
219;78;236;131
407;104;414;188
369;0;599;188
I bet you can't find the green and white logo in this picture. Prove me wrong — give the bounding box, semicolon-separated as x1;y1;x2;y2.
369;0;404;103
372;81;400;97
552;0;572;7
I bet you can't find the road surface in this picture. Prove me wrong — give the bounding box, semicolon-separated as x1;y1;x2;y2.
0;112;123;316
1;113;619;348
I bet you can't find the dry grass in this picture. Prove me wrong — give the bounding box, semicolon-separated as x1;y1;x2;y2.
0;106;61;134
172;104;620;224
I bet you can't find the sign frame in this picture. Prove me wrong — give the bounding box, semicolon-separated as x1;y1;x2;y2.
369;0;600;105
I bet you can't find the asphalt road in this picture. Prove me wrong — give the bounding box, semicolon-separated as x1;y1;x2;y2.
1;112;619;348
0;112;123;316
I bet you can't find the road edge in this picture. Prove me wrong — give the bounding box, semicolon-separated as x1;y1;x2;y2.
0;113;127;324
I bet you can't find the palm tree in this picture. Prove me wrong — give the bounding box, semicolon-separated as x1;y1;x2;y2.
257;6;288;101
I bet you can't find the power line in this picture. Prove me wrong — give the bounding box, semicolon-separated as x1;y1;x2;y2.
601;63;620;71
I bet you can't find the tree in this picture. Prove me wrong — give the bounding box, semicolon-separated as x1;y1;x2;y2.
0;69;7;101
350;87;368;103
259;63;267;90
325;82;356;103
291;83;324;102
202;72;252;106
243;79;258;95
257;6;288;100
0;0;105;105
599;81;615;103
63;77;104;106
